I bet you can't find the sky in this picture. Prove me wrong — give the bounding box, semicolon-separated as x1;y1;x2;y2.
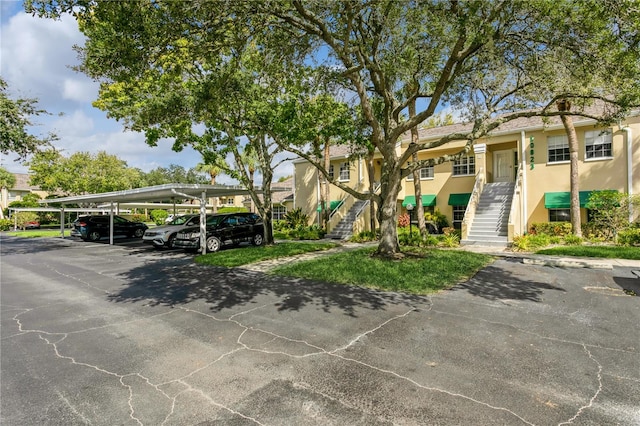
0;1;292;184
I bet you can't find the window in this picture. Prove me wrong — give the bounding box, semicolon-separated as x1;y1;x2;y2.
406;166;434;180
339;162;350;181
452;205;466;229
452;156;475;176
585;129;612;159
549;209;570;222
547;135;570;163
273;205;287;221
226;197;235;206
328;165;334;180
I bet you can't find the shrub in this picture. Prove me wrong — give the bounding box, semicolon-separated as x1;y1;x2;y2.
350;231;379;242
512;233;551;251
15;212;39;230
563;234;583;245
425;208;450;230
130;214;146;223
587;191;640;242
438;227;460;247
217;206;249;213
150;209;169;225
398;213;410;228
283;208;309;229
617;228;640;246
530;222;572;236
288;225;325;240
0;218;12;231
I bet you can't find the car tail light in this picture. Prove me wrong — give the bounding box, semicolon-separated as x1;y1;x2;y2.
78;222;87;227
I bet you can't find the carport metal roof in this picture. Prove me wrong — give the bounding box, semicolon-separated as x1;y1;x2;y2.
35;183;290;254
41;183;254;205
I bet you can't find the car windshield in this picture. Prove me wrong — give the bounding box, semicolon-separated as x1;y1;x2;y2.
169;215;195;225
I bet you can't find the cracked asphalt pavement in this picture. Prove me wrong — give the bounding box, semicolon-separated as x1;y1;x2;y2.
1;236;639;425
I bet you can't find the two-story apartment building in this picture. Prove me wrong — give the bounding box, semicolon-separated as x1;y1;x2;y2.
293;110;639;244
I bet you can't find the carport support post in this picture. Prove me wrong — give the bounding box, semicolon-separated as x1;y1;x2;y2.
109;202;114;245
60;208;65;238
200;191;207;255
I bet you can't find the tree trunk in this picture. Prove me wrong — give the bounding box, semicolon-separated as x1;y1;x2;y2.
322;140;331;229
409;99;426;236
374;162;402;258
366;152;376;234
557;99;581;237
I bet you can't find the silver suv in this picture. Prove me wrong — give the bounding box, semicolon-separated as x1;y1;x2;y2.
142;214;204;249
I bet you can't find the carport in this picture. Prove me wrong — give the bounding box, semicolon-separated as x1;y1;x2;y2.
37;183;256;254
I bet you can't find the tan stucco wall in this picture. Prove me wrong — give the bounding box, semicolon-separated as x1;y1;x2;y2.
294;116;640;232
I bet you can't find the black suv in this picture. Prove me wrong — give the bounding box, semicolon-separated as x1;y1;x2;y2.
71;215;149;242
173;212;264;252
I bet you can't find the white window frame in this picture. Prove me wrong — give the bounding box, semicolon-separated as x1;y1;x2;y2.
406;166;434;181
585;129;613;160
452;156;475;176
272;205;287;221
452;205;466;229
547;135;570;164
328;164;334;180
338;162;350;182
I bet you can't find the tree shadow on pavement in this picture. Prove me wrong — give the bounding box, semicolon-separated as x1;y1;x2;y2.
108;259;427;317
449;258;566;302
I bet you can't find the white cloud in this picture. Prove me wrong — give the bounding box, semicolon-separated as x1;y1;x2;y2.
62;78;99;103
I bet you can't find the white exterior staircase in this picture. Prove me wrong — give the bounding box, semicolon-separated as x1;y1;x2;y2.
462;182;515;246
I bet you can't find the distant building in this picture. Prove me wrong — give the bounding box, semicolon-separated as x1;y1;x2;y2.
0;173;49;211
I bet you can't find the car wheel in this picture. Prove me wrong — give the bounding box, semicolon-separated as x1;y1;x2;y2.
88;231;101;242
133;228;145;238
251;233;264;246
166;234;176;248
206;236;222;253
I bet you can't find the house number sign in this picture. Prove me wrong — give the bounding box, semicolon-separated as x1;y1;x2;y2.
529;136;535;170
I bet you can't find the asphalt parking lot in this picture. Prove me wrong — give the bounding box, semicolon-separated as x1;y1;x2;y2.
1;235;639;425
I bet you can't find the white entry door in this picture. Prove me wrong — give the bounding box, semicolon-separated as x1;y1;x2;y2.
493;149;514;182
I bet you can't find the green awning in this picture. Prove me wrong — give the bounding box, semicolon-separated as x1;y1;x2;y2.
448;193;472;206
402;195;436;208
317;200;341;211
544;191;613;209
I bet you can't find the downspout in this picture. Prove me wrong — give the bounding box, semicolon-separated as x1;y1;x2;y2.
316;169;321;227
521;131;528;234
622;125;633;221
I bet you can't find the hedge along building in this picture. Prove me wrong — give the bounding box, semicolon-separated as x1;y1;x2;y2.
293;109;640;245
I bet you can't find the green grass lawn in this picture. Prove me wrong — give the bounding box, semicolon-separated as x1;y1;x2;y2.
536;245;640;260
271;247;493;295
4;229;69;238
195;241;339;267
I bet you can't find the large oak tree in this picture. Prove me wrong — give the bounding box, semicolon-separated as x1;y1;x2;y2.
28;0;640;257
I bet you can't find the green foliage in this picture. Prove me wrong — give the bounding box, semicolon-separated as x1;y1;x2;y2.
28;149;142;194
439;228;460;248
529;222;572;236
537;246;640;260
283;208;309;229
141;164;208;186
617;228;640;246
0;167;16;189
15;212;38;230
217;207;249;214
0;77;56;159
349;231;379;243
587;191;640;242
512;234;552;251
272;248;493;295
563;234;583;246
424;209;449;230
0;218;12;231
150;209;169;225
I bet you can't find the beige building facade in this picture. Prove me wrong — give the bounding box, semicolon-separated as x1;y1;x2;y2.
294;111;640;242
